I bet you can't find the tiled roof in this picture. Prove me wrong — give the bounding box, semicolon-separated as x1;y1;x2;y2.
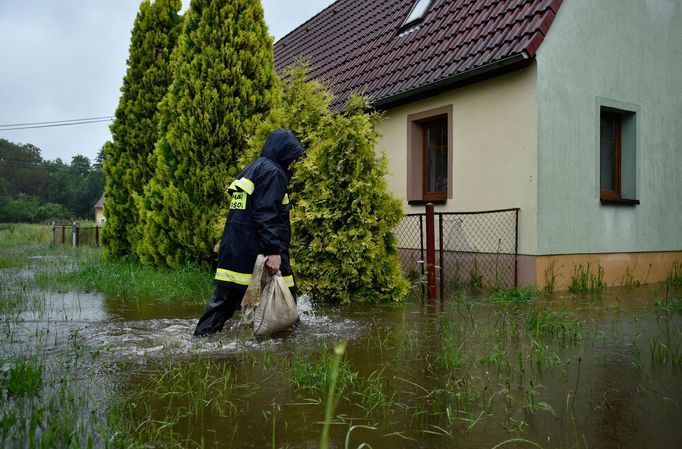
274;0;563;109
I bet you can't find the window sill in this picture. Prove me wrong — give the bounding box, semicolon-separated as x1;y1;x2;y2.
600;198;640;206
408;199;447;206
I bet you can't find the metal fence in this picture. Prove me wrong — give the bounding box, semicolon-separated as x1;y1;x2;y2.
395;206;519;298
52;222;101;247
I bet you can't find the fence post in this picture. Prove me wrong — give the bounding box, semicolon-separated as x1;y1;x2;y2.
439;212;444;301
425;203;437;300
514;209;519;287
72;221;78;248
419;215;425;297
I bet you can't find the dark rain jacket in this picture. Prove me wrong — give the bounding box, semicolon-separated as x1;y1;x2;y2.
214;129;304;291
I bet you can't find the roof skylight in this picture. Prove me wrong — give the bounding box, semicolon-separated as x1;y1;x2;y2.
402;0;432;29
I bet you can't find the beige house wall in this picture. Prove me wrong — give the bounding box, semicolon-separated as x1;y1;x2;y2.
95;208;105;225
376;65;539;256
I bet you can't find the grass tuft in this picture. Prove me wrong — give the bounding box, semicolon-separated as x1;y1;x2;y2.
526;309;580;341
1;357;43;398
488;286;538;304
568;262;605;294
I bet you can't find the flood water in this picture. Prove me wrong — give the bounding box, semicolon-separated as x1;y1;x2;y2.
2;266;681;449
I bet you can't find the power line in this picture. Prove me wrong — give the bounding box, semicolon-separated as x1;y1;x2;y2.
0;158;100;167
0;116;114;131
0;158;46;167
0;116;114;127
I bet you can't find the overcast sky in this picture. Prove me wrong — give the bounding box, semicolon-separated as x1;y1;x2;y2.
0;0;335;163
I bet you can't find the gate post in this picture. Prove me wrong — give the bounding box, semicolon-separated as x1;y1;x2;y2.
425;203;437;300
72;221;78;247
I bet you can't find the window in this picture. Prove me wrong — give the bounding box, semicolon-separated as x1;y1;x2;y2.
407;106;453;203
600;111;621;200
422;117;448;201
401;0;432;31
598;101;638;204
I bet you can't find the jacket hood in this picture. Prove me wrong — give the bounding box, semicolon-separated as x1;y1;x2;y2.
261;128;304;170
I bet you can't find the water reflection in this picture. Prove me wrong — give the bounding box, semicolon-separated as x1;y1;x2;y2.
103;293;204;321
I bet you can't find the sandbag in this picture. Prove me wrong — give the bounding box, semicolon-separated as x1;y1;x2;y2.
241;255;299;337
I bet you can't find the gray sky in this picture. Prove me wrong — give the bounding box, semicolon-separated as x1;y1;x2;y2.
0;0;334;164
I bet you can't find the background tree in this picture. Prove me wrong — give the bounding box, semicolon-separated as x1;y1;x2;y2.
0;139;47;198
242;67;408;304
0;139;104;222
69;155;104;218
136;0;278;268
94;145;106;170
101;0;183;258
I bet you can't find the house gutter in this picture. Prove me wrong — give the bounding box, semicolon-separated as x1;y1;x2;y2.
372;52;531;110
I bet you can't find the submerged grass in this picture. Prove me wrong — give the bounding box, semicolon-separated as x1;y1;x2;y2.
0;355;43;398
488;286;538;304
115;359;241;447
27;248;213;303
1;223;212;303
656;297;682;312
526;309;580;341
0;223;55;268
292;344;358;395
0;351;135;449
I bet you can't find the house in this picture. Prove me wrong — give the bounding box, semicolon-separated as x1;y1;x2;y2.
274;0;682;290
94;195;105;225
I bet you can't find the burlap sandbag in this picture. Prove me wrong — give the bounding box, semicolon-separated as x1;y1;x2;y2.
241;255;298;337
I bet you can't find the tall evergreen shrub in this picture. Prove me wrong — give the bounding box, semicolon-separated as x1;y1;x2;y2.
243;67;408;303
101;0;182;258
136;0;278;268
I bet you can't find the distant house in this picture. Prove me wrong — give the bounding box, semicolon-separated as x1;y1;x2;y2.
94;195;105;225
275;0;682;289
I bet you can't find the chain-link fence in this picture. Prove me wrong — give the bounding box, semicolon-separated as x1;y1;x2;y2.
395;208;519;297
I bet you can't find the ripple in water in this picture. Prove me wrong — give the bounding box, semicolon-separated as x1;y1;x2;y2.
85;295;364;360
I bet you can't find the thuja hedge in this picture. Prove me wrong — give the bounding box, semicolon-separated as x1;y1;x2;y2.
135;0;278;268
237;66;408;303
102;0;183;259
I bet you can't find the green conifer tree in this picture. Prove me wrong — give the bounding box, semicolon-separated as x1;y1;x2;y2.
136;0;277;268
243;67;408;303
101;0;182;258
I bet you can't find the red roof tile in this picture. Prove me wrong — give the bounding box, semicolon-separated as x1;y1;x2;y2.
275;0;563;109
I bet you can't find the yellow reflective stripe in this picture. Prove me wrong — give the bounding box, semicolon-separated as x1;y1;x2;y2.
228;177;255;195
215;268;252;286
282;193;289;205
283;275;294;287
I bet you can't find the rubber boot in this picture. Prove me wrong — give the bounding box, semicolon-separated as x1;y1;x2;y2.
193;286;243;336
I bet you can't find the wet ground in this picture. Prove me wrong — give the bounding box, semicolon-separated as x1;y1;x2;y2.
2;265;681;448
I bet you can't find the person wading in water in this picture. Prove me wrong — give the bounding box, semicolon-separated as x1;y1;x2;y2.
194;128;304;337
